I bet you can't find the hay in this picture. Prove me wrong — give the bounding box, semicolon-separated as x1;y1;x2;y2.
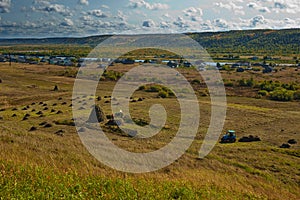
87;105;106;123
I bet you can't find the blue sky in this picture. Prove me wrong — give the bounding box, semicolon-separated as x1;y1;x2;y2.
0;0;299;38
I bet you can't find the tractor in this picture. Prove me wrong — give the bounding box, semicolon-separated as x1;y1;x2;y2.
220;130;237;143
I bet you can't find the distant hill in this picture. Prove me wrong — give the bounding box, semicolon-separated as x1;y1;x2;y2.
0;29;299;53
0;35;111;46
188;29;300;52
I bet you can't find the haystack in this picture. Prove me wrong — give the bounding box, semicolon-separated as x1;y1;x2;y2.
87;105;106;123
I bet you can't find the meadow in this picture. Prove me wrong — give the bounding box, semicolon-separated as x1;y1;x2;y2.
0;61;299;199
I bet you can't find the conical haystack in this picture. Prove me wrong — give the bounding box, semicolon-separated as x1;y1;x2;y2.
87;105;106;123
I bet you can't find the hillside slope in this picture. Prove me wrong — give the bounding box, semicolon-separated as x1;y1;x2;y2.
0;29;299;53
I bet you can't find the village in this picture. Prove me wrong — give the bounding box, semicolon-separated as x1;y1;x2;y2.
1;53;299;74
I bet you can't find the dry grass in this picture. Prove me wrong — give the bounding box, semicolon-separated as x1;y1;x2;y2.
0;62;299;199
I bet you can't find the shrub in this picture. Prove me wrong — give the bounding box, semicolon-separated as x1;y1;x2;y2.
255;94;262;99
224;81;234;87
238;79;247;87
138;85;146;91
141;85;175;97
293;90;300;100
146;85;161;92
246;78;255;87
221;65;232;71
54;119;75;126
282;83;297;91
199;90;208;97
260;81;278;92
191;79;201;84
158;91;169;98
258;90;268;96
103;70;123;81
269;88;294;101
133;118;149;126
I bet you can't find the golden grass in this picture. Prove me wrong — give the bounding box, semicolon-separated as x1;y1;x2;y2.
0;63;299;199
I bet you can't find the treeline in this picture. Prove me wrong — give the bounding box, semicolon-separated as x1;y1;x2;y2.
0;29;299;56
188;29;300;55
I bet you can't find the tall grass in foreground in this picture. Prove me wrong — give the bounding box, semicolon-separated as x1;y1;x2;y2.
0;161;265;200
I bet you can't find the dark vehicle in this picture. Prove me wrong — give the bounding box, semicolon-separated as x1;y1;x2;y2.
220;130;237;143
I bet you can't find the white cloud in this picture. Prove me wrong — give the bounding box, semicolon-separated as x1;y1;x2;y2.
129;0;169;10
173;17;188;29
249;15;267;27
0;0;11;13
273;0;299;14
214;18;229;29
160;21;170;28
78;0;89;6
115;10;127;21
249;0;299;14
183;7;203;22
142;19;155;27
87;9;109;18
247;2;270;13
184;7;203;16
32;1;72;16
81;15;93;22
214;2;245;15
101;5;110;9
60;18;74;27
162;13;170;18
274;2;287;9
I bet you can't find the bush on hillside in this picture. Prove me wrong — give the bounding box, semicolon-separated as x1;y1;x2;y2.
269;88;294;101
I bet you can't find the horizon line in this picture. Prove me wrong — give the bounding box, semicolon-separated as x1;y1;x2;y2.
1;28;299;40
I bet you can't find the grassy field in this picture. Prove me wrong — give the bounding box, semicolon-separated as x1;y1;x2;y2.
0;62;299;199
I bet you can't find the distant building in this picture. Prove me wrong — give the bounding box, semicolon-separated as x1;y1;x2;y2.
231;63;240;68
183;61;192;67
251;56;259;60
236;67;245;72
122;59;134;64
134;59;145;63
0;56;6;62
262;65;273;73
167;61;179;68
237;61;251;67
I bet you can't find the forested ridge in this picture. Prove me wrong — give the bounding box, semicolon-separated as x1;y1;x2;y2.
0;29;299;54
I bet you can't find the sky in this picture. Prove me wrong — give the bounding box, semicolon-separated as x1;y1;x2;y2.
0;0;299;38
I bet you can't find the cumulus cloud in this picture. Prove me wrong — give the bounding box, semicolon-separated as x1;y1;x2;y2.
60;18;74;27
78;0;89;6
129;0;169;10
0;0;11;13
142;19;155;27
115;10;127;21
173;17;185;28
81;15;93;22
101;5;110;9
249;15;267;27
32;1;72;16
272;0;299;14
184;7;203;16
214;18;229;29
160;21;170;28
247;2;270;13
87;9;109;18
274;2;287;9
214;2;245;15
183;7;203;22
248;0;299;14
162;13;170;18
